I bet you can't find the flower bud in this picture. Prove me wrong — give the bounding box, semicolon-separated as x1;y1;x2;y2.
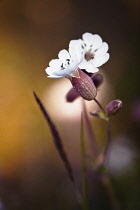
66;73;103;102
106;99;122;117
71;69;97;101
66;88;79;102
91;74;103;88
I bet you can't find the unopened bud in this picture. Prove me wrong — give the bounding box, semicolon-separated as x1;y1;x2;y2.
71;69;97;101
91;74;103;88
106;99;122;117
66;73;103;102
66;88;79;102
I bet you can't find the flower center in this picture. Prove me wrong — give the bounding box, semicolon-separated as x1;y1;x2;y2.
60;59;70;70
85;52;95;61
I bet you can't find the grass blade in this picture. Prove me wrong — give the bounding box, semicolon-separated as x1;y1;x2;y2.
33;91;75;184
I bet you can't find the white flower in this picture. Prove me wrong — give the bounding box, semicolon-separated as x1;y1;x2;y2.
69;32;110;73
45;47;83;78
45;32;110;78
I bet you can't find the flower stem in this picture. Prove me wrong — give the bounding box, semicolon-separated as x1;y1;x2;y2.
93;98;111;164
94;98;105;113
82;100;99;158
93;98;120;209
103;121;111;165
81;113;89;210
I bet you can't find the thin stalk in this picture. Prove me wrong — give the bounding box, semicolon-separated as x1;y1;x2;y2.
103;121;111;165
81;113;89;210
94;98;105;113
93;98;120;209
93;98;111;164
82;100;99;158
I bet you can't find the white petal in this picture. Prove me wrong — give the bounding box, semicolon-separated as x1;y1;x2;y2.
79;60;99;73
69;39;82;48
69;39;83;55
92;53;110;67
58;49;70;62
49;59;61;68
45;67;54;75
69;39;84;63
91;34;102;51
68;46;77;58
46;66;68;78
82;32;94;46
95;42;109;56
86;65;99;73
53;69;69;77
78;60;89;69
67;62;78;74
71;48;84;64
48;75;63;78
45;67;61;77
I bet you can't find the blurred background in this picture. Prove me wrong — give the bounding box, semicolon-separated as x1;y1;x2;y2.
0;0;140;209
